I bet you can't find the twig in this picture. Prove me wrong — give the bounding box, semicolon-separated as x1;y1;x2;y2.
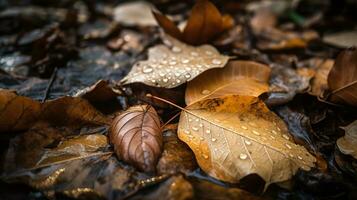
42;67;58;103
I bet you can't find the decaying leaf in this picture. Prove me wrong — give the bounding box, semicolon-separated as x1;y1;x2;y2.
327;48;357;106
153;0;233;45
185;61;271;105
323;31;357;48
114;1;158;26
121;36;229;88
178;95;316;186
303;58;334;96
156;127;197;175
337;120;357;159
110;105;163;172
73;80;120;103
0;89;109;132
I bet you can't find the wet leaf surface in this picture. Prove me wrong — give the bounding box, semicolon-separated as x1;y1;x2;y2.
337;120;357;159
122;36;229;88
110;105;162;172
178;95;316;186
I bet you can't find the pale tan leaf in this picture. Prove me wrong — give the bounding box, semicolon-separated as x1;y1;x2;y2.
114;1;157;26
185;61;271;105
304;58;334;96
323;31;357;48
337;120;357;159
178;95;315;186
122;36;229;88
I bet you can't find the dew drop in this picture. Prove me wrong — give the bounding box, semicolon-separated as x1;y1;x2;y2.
241;126;248;130
202;154;209;159
142;66;153;73
239;153;248;160
192;127;199;131
298;156;303;160
185;67;192;71
196;64;203;68
184;130;190;134
270;135;275;139
195;118;200;122
181;59;190;64
211;138;217;142
161;60;168;64
271;130;277;135
176;79;181;83
289;153;294;158
151;79;156;83
205;50;213;55
169;61;177;65
188;118;192;122
211;59;222;65
172;46;182;53
200;137;204;141
163;78;168;83
277;127;281;131
201;90;210;95
252;130;260;135
175;72;180;77
190;51;198;56
282;134;290;140
245;140;252;145
199;123;203;127
159;72;165;77
185;74;191;79
285;144;292;149
188;135;194;138
248;122;257;127
206;129;211;133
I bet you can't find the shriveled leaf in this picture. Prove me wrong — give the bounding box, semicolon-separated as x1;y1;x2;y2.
153;0;233;45
323;31;357;48
73;80;120;103
0;89;109;132
185;60;271;105
152;10;183;41
110;105;162;172
114;1;157;26
182;0;224;45
304;58;334;96
337;120;357;159
122;36;229;88
178;95;315;186
327;48;357;106
156;127;197;175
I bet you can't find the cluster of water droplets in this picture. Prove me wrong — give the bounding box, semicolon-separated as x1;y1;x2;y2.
180;111;314;170
125;40;228;88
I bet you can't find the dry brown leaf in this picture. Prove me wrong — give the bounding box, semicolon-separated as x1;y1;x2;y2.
337;120;357;159
323;31;357;48
302;58;334;96
110;105;162;172
153;0;233;45
73;80;120;103
121;36;229;88
327;48;357;106
178;95;315;186
0;89;109;132
185;61;271;105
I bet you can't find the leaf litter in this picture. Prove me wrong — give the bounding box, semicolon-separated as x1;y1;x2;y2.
1;0;357;199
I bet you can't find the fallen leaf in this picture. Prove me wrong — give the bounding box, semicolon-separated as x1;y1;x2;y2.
250;9;277;33
73;80;120;103
129;175;194;200
121;36;229;88
337;120;357;159
153;0;233;45
110;105;163;172
323;31;357;48
327;48;357;106
114;1;158;26
190;178;263;200
178;95;316;186
303;58;334;96
185;60;271;105
156;127;197;175
0;89;109;132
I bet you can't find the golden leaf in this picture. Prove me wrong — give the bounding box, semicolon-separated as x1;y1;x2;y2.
177;95;316;186
185;61;271;105
121;36;229;88
337;120;357;159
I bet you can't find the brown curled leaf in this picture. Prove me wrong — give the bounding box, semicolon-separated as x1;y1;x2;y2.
0;89;109;132
327;48;357;106
153;0;233;45
110;105;163;172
